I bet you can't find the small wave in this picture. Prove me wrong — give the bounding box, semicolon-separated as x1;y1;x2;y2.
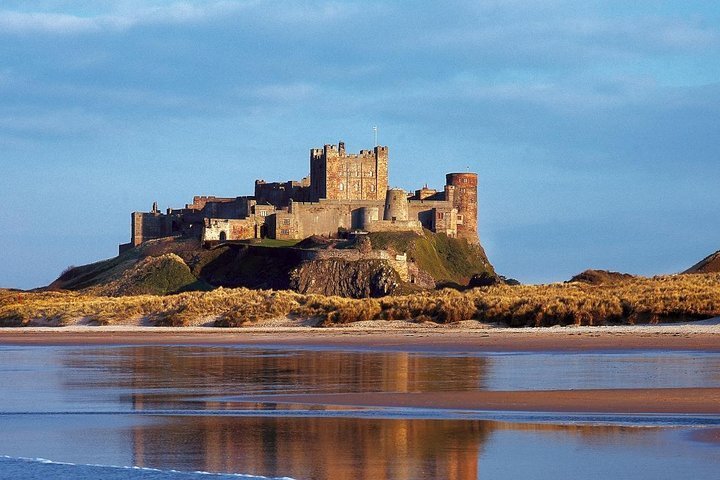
0;455;295;480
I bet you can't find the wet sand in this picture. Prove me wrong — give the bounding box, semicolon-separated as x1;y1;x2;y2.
234;388;720;415
2;325;719;416
0;325;718;352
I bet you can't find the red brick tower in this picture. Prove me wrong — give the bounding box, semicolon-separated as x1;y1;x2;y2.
445;173;479;243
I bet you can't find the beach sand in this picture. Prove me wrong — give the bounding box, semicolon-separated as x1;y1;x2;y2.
0;321;718;352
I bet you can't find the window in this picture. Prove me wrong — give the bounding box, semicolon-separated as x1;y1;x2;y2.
283;218;291;226
339;182;344;191
259;210;268;217
437;212;444;219
281;229;289;235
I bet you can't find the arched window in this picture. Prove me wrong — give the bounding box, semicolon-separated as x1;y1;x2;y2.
339;183;344;191
219;231;227;242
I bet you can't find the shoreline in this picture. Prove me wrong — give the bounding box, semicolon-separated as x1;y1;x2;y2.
0;323;718;351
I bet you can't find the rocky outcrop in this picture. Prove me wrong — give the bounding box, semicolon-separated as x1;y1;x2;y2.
568;269;635;285
468;271;503;287
290;259;400;298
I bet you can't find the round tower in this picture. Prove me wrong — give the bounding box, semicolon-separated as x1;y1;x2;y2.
445;173;478;243
360;206;379;230
383;188;409;221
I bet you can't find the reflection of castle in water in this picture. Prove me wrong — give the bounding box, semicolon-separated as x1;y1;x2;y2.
123;347;489;480
57;347;663;480
133;416;486;480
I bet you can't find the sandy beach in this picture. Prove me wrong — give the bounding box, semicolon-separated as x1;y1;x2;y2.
0;321;718;352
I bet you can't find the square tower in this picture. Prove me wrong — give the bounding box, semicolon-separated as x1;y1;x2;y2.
309;141;388;201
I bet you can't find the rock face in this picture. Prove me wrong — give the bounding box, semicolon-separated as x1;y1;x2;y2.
684;251;720;274
290;259;400;298
468;271;503;287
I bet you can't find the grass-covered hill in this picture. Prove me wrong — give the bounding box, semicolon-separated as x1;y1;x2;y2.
685;251;720;274
366;231;495;287
47;231;496;297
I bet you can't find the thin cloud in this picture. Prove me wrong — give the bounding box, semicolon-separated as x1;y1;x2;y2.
0;1;366;35
0;1;244;35
0;11;99;34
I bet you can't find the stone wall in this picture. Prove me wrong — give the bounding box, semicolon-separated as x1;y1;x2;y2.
202;218;260;242
431;206;458;238
255;178;311;206
272;210;301;240
204;197;252;219
310;142;388;202
408;198;454;231
288;198;385;239
364;219;423;234
186;196;236;211
131;212;172;247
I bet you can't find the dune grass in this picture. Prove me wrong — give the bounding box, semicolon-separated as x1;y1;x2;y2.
1;273;719;328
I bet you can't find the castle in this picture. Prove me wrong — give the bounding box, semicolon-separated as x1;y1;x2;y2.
119;141;478;253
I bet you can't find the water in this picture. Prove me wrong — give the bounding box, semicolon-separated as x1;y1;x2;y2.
0;456;286;480
0;345;718;479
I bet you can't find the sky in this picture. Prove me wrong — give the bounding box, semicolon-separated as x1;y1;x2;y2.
1;0;719;289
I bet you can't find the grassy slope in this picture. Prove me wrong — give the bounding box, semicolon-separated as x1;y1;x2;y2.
49;249;141;291
685;251;720;274
86;254;204;297
368;230;495;285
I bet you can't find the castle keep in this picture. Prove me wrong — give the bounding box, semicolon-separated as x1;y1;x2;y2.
119;141;479;253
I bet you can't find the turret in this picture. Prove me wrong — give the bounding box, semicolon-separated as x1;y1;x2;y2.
383;188;409;221
445;173;479;243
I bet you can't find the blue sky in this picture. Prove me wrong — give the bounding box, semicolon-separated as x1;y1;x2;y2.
1;0;719;289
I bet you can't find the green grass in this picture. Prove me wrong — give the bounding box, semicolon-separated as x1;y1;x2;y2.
88;254;201;296
368;230;495;285
250;238;301;248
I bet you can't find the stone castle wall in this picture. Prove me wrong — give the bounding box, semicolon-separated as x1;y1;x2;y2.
131;212;172;247
121;140;479;251
310;143;388;202
202;218;261;242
